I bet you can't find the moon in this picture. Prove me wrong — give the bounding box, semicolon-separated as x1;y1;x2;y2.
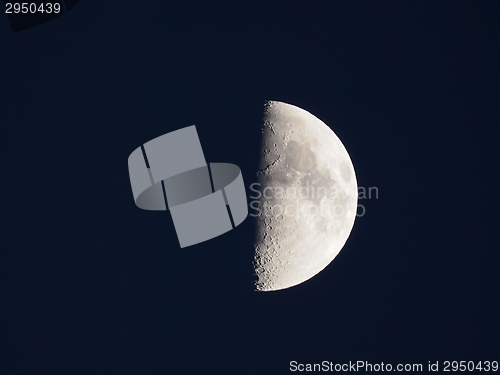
252;101;358;291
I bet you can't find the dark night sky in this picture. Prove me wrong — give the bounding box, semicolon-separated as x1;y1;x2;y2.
1;1;499;374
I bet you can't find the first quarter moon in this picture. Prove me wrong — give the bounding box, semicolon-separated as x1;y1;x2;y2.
253;101;358;291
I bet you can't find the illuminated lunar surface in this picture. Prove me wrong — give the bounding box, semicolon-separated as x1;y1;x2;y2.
253;101;358;291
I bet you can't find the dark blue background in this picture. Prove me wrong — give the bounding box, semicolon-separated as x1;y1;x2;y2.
1;1;499;374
